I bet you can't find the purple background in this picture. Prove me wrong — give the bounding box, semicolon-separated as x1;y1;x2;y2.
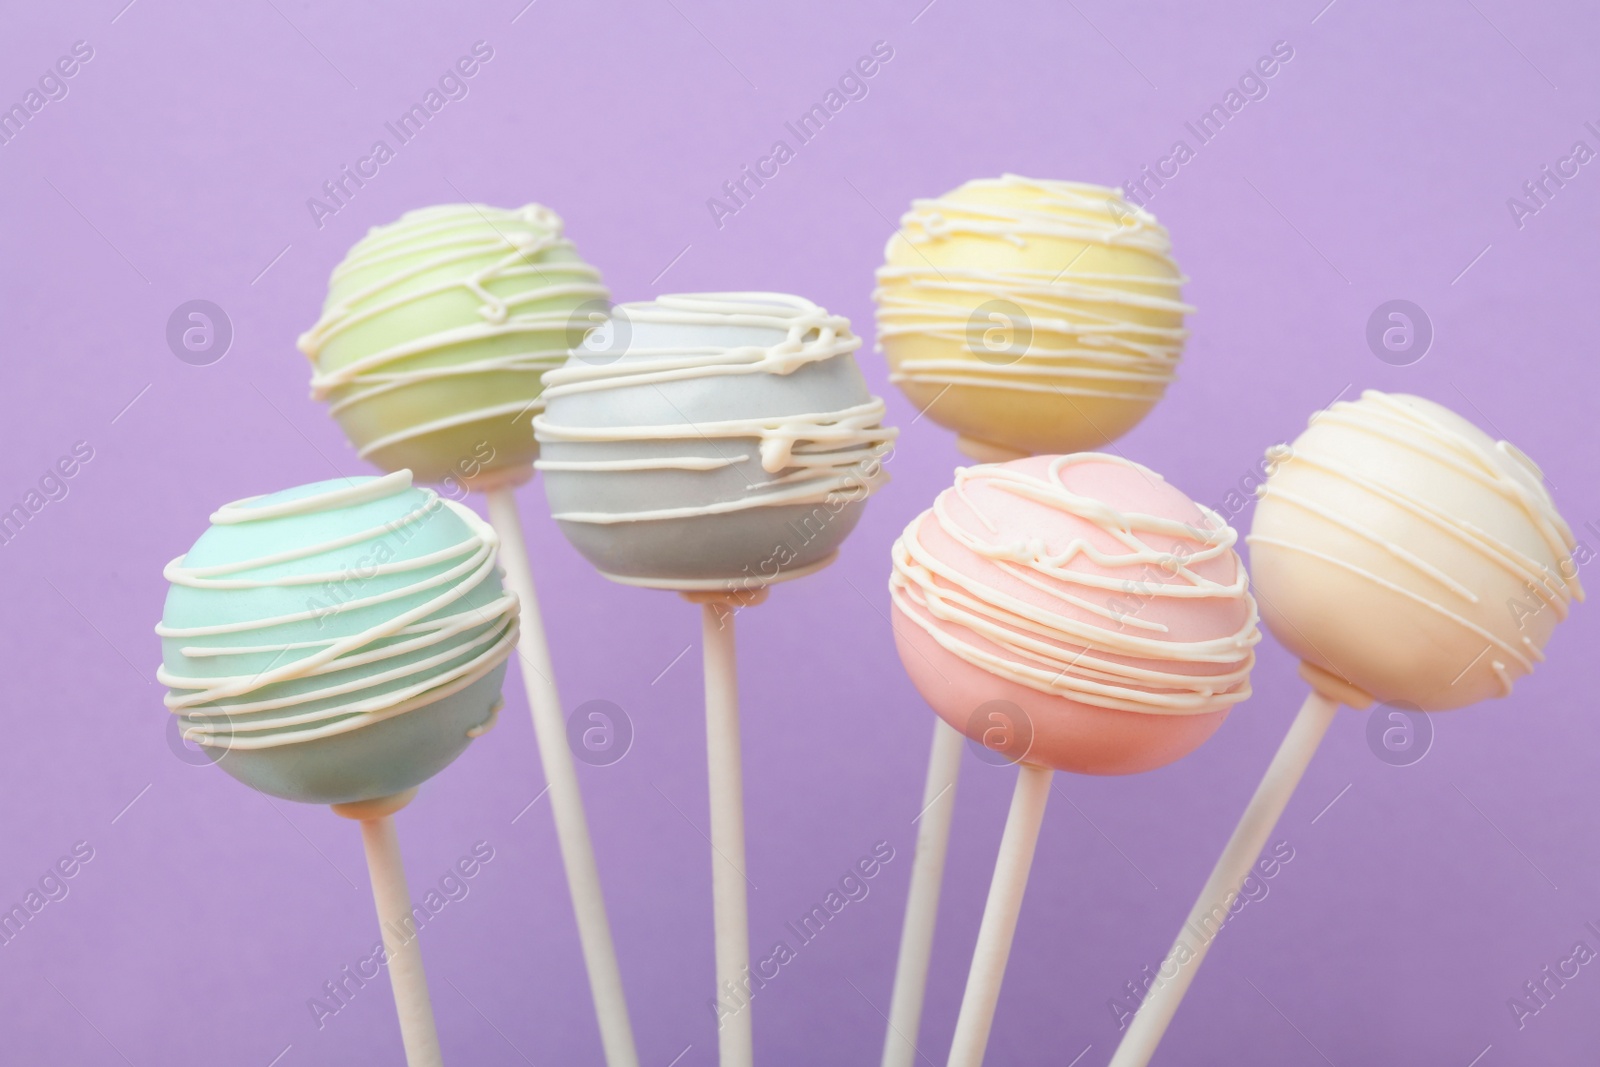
1;0;1596;1063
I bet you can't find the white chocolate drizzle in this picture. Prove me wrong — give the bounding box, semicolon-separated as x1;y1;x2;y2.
1249;390;1583;693
298;203;609;461
890;454;1259;715
467;697;503;739
533;293;897;524
874;175;1192;399
157;471;519;749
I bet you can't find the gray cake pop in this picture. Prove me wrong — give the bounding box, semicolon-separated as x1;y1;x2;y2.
534;293;898;590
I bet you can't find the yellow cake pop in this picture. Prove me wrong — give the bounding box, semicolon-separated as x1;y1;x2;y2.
875;175;1190;459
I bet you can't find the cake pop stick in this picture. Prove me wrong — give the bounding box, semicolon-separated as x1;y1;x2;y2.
874;177;1193;1067
690;592;761;1067
476;475;637;1064
944;762;1051;1067
158;473;520;1066
299;204;640;1067
1107;684;1340;1067
536;293;896;1066
334;789;443;1067
889;455;1258;1067
880;717;963;1065
1108;390;1582;1066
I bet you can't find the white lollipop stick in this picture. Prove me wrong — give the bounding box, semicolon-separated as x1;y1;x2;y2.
882;435;1033;1067
479;480;640;1067
332;790;442;1067
1109;680;1355;1067
881;719;965;1067
691;593;761;1067
946;762;1053;1067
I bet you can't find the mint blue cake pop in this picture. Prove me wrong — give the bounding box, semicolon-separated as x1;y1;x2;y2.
157;471;519;804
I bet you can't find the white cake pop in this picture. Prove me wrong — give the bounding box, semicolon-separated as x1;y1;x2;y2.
1250;389;1581;709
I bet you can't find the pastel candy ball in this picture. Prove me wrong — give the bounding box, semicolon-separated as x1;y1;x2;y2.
875;175;1190;460
535;293;898;591
1249;390;1582;711
157;472;519;804
890;454;1258;775
300;203;609;484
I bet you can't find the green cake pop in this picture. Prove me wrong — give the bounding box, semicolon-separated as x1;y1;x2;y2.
298;201;642;1066
299;203;609;484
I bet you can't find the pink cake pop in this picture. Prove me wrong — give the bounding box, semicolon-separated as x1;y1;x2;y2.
888;453;1258;1065
892;453;1258;771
